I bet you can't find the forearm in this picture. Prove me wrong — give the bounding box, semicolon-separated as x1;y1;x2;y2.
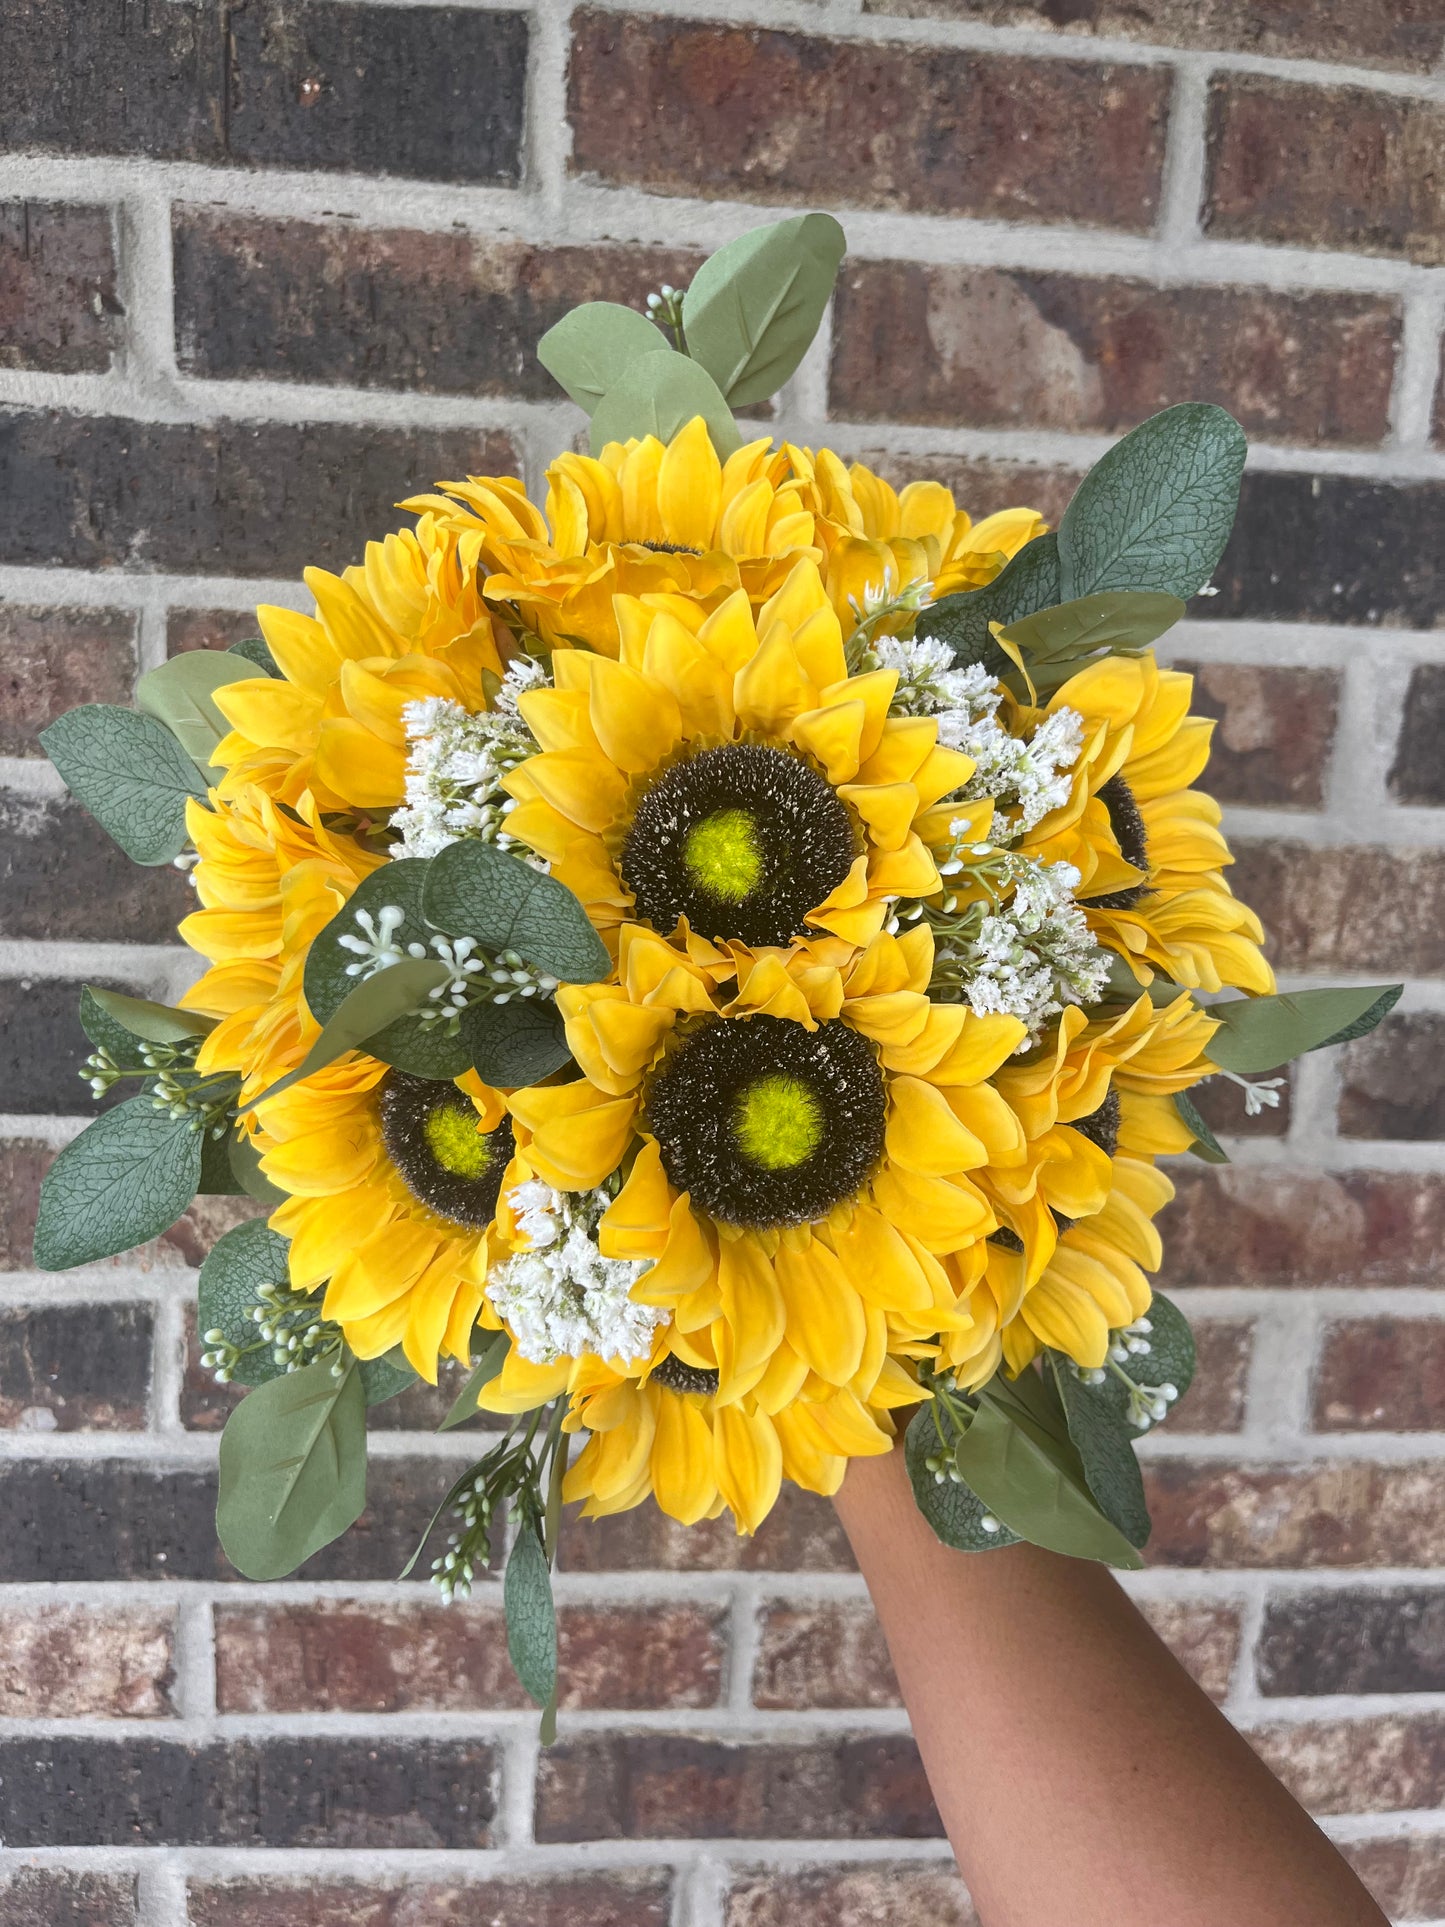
834;1445;1385;1927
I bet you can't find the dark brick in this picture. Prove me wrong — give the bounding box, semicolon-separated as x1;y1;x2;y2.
1188;1065;1293;1139
1258;1589;1445;1695
0;1301;151;1430
1182;1319;1253;1433
1158;1169;1445;1290
174;212;702;398
0;1;527;185
167;608;263;657
1229;840;1445;976
1198;471;1444;627
0;202;119;373
0;1140;47;1269
1172;662;1338;809
0;794;195;942
0;1735;494;1847
1314;1317;1445;1432
1390;663;1445;803
568;12;1169;230
1205;76;1445;266
726;1865;976;1927
0;410;517;577
0;603;136;753
832;263;1399;448
0;1602;175;1717
0;974;151;1113
1344;1833;1445;1921
186;1874;673;1927
1145;1461;1445;1568
0;1868;137;1927
861;0;1442;72
561;1486;854;1573
1339;1013;1445;1139
536;1733;940;1842
1249;1712;1445;1814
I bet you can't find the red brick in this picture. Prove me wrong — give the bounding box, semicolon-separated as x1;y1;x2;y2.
561;1487;854;1574
861;0;1442;73
0;1603;174;1717
1136;1598;1241;1701
166;608;262;657
0;605;135;753
215;1598;725;1713
0;1140;47;1269
1183;1319;1253;1433
1231;840;1445;976
1174;662;1339;809
1205;77;1445;266
1249;1713;1445;1814
0;202;119;373
726;1865;977;1927
186;1875;672;1927
753;1601;899;1710
832;263;1398;447
1315;1318;1445;1432
1391;662;1445;801
568;12;1169;230
1145;1461;1445;1568
536;1732;940;1842
0;1869;137;1927
1344;1833;1445;1921
1339;1014;1445;1140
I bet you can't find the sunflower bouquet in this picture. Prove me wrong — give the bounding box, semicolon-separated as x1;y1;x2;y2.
36;215;1400;1728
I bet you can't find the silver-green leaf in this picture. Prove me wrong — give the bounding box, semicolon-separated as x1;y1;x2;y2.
424;841;611;985
462;997;572;1088
135;651;259;779
681;212;846;407
198;1218;293;1388
216;1359;367;1580
954;1394;1143;1569
84;986;217;1046
904;1403;1021;1553
40;705;208;865
589;350;742;460
255;958;449;1106
917;533;1061;673
1207;985;1403;1076
33;1097;203;1270
537;301;672;412
440;1329;513;1430
505;1521;559;1708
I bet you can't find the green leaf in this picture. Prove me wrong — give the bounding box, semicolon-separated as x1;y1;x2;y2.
135;650;258;779
255;958;450;1106
462;997;572;1088
228;637;281;678
358;1345;418;1406
904;1403;1022;1553
505;1521;559;1708
424;840;611;985
78;986;152;1069
916;533;1061;673
439;1329;513;1430
1207;985;1403;1075
365;1015;474;1082
953;1394;1143;1569
997;589;1185;694
1136;1292;1196;1406
303;859;435;1028
681;212;847;408
83;986;217;1046
227;1128;287;1204
589;349;741;461
216;1359;367;1580
33;1097;203;1270
1057;403;1247;604
1174;1090;1229;1164
198;1218;292;1388
537;301;672;412
1049;1355;1151;1549
199;1126;246;1195
40;705;208;865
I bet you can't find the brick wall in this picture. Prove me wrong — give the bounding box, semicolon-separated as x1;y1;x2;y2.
1;4;1443;1923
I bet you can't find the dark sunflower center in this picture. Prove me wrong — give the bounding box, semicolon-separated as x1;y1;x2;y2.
1083;774;1152;910
652;1354;721;1396
645;1014;886;1229
379;1070;513;1230
1070;1088;1120;1158
620;743;856;947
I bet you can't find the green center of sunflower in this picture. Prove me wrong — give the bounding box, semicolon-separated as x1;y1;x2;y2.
683;808;764;903
733;1073;825;1170
380;1071;513;1231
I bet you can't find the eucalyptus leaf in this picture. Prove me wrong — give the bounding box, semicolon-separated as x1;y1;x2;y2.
439;1329;513;1431
424;840;611;985
365;1013;475;1081
589;350;741;461
537;301;671;412
952;1395;1143;1569
79;985;153;1069
228;636;282;678
1135;1292;1196;1406
135;651;259;778
505;1521;559;1708
997;590;1184;682
1207;984;1403;1075
359;1345;419;1406
216;1359;367;1580
1058;403;1247;603
83;986;217;1046
198;1218;293;1388
904;1403;1021;1553
254;958;450;1106
1049;1355;1151;1549
228;1127;288;1204
917;533;1061;674
33;1097;203;1270
1175;1090;1229;1164
462;997;572;1088
40;705;208;865
303;858;435;1028
681;212;847;407
199;1126;246;1195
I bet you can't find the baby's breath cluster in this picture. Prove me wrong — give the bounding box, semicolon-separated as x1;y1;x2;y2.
391;663;547;863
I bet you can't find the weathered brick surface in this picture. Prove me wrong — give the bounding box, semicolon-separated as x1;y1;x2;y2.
0;202;119;374
1171;663;1338;810
1344;1834;1445;1922
832;264;1399;447
1258;1589;1445;1696
536;1732;941;1842
1390;663;1445;804
0;1301;151;1429
560;1486;855;1574
725;1864;977;1927
1314;1318;1445;1432
1174;1319;1254;1432
166;608;263;657
186;1875;673;1927
0;1602;175;1716
1205;77;1445;266
1145;1461;1445;1568
0;1869;137;1927
215;1598;725;1712
0;794;200;943
568;13;1170;230
1137;1599;1241;1702
1234;840;1445;975
1249;1714;1445;1815
0;1735;495;1847
0;1;527;184
0;604;136;754
1339;1014;1445;1140
0;413;517;576
0;974;138;1114
753;1600;900;1710
1158;1169;1445;1289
